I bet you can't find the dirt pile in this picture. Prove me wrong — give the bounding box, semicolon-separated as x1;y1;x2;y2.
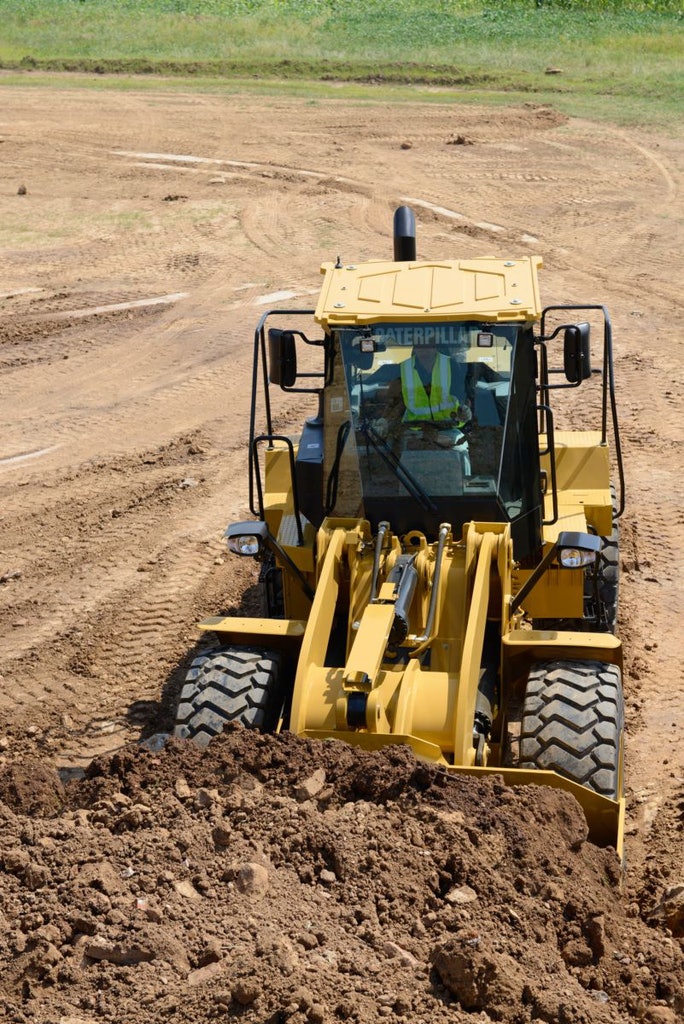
1;729;681;1024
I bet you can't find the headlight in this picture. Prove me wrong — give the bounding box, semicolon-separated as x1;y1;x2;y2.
558;547;595;569
556;531;601;569
228;534;262;556
225;520;268;557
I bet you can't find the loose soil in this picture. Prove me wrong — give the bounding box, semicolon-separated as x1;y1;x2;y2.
0;80;682;1024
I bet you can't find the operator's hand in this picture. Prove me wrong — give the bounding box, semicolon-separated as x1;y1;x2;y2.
371;417;389;439
452;402;472;425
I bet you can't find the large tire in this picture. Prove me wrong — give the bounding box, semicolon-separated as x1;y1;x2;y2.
591;510;619;632
174;646;283;747
519;659;624;799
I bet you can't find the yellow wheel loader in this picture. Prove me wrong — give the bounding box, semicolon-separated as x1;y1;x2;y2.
175;207;626;856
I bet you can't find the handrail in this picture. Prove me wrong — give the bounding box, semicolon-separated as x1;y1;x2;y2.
539;304;625;519
251;434;305;545
248;308;316;518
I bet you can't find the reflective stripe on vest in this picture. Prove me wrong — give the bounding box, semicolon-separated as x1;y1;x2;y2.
400;353;455;422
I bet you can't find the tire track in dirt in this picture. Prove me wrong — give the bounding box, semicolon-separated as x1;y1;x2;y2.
0;284;319;485
110;133;571;286
533;126;681;293
591;335;682;878
0;472;204;670
0;457;246;760
0;381;307;754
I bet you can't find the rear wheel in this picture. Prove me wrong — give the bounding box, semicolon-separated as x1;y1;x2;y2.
591;515;619;632
174;646;283;747
519;659;623;799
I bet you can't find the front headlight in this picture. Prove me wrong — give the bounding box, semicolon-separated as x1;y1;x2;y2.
224;520;269;558
558;547;595;569
228;534;262;556
556;531;601;569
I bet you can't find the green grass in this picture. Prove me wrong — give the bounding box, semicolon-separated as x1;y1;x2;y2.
0;0;682;127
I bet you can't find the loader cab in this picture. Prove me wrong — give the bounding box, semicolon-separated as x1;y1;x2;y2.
324;318;543;559
250;210;622;580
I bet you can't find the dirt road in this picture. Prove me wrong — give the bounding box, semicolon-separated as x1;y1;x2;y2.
0;81;682;1022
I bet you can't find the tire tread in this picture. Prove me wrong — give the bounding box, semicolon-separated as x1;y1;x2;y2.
520;659;624;799
174;646;282;747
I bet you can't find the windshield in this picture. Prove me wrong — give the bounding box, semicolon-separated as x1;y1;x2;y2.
324;321;514;517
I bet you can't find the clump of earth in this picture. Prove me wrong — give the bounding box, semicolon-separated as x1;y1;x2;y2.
0;728;681;1024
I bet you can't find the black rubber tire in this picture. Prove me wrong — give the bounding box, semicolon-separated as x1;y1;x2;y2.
593;511;619;632
174;646;283;747
519;659;624;800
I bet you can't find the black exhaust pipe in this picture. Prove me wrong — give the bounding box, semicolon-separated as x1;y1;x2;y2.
393;205;416;262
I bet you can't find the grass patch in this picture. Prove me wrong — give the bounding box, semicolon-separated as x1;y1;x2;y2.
0;1;682;127
0;69;678;129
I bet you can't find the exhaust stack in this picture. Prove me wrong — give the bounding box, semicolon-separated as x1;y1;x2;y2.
393;206;416;262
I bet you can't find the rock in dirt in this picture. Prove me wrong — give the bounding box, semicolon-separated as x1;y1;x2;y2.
235;861;269;896
0;758;64;816
648;883;684;936
232;979;260;1005
84;938;156;965
295;767;326;802
187;958;229;987
431;932;525;1013
445;884;479;905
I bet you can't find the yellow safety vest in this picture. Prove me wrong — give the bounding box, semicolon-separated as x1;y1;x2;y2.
400;354;463;424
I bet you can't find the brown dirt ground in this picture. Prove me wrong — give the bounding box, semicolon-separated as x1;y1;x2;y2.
0;79;682;1024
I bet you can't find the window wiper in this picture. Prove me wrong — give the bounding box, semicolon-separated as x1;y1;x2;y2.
359;419;437;514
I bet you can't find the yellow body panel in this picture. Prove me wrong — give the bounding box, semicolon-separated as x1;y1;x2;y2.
511;560;587;619
315;257;543;328
541;430;613;538
262;446;293;534
199;616;307;654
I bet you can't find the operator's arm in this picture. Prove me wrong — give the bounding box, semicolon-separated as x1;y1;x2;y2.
464;362;479;408
465;359;509;426
378;376;406;438
447;358;472;426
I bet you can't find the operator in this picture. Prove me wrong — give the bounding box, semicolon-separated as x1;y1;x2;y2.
400;342;472;429
369;341;472;472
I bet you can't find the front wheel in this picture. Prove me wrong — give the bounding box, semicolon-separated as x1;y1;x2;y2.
519;659;624;800
174;646;283;748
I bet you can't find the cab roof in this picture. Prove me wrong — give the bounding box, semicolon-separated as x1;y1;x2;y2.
315;256;543;329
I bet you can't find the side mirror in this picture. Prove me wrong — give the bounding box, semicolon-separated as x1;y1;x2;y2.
563;322;591;383
268;328;297;388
